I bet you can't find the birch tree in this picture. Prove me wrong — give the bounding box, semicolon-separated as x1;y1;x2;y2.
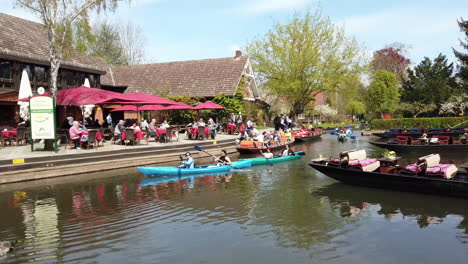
16;0;123;98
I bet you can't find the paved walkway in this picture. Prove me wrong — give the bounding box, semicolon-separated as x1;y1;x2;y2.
0;132;238;161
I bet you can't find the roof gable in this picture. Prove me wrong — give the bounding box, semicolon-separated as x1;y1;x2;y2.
0;13;108;74
102;56;250;98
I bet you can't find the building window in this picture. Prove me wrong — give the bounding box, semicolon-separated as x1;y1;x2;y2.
34;66;47;83
20;64;33;80
0;60;12;80
88;74;96;87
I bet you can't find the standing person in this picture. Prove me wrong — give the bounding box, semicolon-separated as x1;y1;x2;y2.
273;115;281;131
180;152;195;168
67;115;74;127
106;113;112;127
229;113;236;124
246;118;253;134
280;115;285;131
284;115;290;131
69;121;82;149
236;112;243;124
214;149;232;166
207;118;217;139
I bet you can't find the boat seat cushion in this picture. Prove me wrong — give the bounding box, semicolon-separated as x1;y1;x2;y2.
426;164;458;179
418;154;440;168
404;163;419;173
349;158;381;172
343;149;367;162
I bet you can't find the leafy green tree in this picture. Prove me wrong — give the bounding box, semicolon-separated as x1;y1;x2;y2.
211;90;245;121
366;70;400;117
399;102;437;118
347;101;366;116
16;0;123;97
88;22;128;65
402;54;458;108
453;18;468;93
245;9;366;117
168;96;198;124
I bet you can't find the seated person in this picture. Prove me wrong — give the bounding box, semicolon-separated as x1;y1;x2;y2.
160;120;170;129
140;119;149;131
214;150;232;166
180;152;195;168
131;122;142;132
198;118;206;127
461;132;468;144
113;120;125;143
69;121;82;149
260;148;274;159
281;144;295;157
148;119;157;137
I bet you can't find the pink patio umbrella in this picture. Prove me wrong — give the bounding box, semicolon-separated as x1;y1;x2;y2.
56;86;134;105
118;92;177;105
193;101;226;110
164;101;194;110
110;105;167;112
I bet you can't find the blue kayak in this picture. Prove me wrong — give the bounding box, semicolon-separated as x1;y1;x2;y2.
137;160;252;176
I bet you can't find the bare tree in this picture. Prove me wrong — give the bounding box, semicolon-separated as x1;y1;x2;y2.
118;21;146;65
16;0;123;97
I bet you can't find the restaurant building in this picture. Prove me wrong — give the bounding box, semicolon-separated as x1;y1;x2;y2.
0;13;261;127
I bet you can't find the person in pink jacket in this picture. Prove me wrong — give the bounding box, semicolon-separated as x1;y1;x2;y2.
69;121;82;149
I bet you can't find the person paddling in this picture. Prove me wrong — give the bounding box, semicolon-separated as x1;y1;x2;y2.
180;152;195;168
214;149;232;166
260;147;274;159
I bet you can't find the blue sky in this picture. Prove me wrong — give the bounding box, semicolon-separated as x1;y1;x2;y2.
2;0;468;65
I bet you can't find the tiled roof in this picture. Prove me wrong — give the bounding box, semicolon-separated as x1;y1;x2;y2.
102;56;249;97
0;13;108;74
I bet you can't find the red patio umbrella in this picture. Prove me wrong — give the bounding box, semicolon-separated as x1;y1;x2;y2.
193;101;225;110
119;92;177;105
56;86;132;105
110;105;167;112
164;101;194;110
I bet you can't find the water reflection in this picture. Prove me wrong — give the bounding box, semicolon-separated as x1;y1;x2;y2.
0;133;467;263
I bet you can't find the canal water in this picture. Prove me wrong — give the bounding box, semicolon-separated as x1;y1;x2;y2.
1;133;467;264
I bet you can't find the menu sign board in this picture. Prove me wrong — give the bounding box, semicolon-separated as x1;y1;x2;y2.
30;96;55;139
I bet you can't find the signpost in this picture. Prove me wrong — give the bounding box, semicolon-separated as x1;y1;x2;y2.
29;94;57;152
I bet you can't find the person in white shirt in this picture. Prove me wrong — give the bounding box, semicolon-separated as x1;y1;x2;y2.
261;147;274;159
198;118;206;127
140;119;149;131
160;119;170;128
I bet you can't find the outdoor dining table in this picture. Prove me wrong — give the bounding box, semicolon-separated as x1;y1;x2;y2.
2;129;17;138
80;130;103;143
121;129;144;141
155;128;167;138
190;127;210;137
227;124;236;133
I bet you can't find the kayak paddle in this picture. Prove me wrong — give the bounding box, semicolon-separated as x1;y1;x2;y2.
194;145;225;164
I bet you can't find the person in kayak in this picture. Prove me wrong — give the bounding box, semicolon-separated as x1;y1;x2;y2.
214;149;232;166
260;147;274;159
281;144;295;157
180;152;195;168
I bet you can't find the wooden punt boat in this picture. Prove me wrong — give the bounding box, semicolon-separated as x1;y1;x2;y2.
369;140;468;153
236;140;295;154
292;130;322;142
309;154;468;199
372;127;466;138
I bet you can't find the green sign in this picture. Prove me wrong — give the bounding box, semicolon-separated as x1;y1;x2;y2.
29;96;57;152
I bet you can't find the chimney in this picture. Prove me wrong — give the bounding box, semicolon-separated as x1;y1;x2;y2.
235;50;242;59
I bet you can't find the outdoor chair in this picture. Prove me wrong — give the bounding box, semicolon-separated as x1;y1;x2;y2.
197;126;206;140
87;130;98;149
64;131;75;150
124;128;137;146
0;132;5;148
164;128;173;143
97;128;105;146
16;127;27;146
171;126;180;142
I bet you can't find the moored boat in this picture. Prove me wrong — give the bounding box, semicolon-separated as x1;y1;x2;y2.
137;160;252;176
239;151;305;165
236;140;295;154
309;150;468;198
369;137;468;153
372;127;466;138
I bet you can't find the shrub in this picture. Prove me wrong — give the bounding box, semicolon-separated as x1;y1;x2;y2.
370;117;468;130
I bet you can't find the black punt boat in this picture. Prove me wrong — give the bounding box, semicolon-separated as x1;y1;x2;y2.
309;160;468;199
372;127;466;139
369;141;468;153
